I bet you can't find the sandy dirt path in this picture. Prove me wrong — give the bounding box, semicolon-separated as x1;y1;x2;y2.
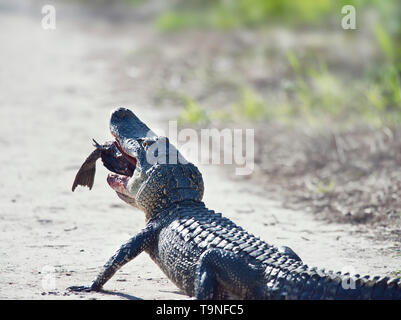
0;1;399;300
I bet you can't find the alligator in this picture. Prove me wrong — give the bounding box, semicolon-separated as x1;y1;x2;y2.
68;107;401;299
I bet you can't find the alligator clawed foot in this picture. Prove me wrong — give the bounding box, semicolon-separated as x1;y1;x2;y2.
67;285;96;293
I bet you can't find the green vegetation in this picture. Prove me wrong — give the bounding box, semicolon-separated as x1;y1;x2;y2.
126;0;401;127
233;87;267;121
176;50;400;127
155;0;398;31
155;0;339;31
178;98;209;125
369;24;401;121
152;0;401;127
304;49;396;126
316;179;336;194
123;0;144;5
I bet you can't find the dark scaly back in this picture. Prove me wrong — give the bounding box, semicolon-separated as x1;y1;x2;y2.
150;202;286;296
152;202;401;299
171;205;283;266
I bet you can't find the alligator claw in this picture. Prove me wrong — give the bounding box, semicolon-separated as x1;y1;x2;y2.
67;285;95;293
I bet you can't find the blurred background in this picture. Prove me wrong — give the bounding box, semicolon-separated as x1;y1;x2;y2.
54;0;401;228
2;0;401;234
1;0;401;298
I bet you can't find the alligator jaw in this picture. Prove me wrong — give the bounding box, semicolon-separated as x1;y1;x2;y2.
109;107;157;155
107;173;130;196
106;107;156;197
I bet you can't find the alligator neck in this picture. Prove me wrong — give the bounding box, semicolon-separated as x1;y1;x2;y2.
145;200;205;223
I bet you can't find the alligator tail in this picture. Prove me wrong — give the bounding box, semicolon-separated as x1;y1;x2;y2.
262;259;401;300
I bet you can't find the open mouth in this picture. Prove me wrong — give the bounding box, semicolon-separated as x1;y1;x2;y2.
102;139;137;195
114;139;137;171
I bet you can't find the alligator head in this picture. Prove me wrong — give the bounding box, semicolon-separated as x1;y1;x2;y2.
107;107;204;219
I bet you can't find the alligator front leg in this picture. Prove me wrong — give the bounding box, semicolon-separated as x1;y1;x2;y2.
68;225;156;293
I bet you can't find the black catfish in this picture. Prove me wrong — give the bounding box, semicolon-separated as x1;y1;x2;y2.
72;139;135;192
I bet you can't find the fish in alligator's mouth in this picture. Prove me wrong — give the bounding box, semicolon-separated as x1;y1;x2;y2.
73;107;186;211
71;138;137;193
72;107;158;204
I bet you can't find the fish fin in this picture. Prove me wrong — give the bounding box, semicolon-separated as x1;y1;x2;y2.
72;148;101;192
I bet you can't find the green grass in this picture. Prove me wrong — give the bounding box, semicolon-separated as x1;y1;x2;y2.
154;0;400;32
372;24;401;113
316;179;336;194
155;0;350;31
178;98;209;125
150;0;401;128
123;0;144;5
172;47;401;128
233;87;267;121
281;45;401;127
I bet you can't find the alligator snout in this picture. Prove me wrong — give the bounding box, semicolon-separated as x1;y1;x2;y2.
111;107;133;119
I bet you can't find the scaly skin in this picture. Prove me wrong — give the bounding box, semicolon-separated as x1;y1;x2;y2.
68;107;401;299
